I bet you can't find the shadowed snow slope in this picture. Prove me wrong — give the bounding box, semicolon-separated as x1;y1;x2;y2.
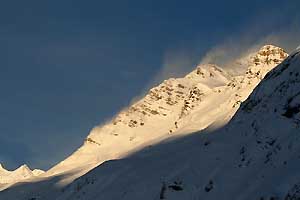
0;45;292;199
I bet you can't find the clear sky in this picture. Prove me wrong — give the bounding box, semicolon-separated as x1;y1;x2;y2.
0;0;299;170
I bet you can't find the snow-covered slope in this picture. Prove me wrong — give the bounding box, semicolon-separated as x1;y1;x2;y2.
46;45;287;180
0;45;287;199
0;45;289;199
49;47;300;200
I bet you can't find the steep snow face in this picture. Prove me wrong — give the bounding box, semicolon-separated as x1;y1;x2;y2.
46;48;300;200
0;45;287;196
43;45;288;183
0;45;289;199
0;164;44;190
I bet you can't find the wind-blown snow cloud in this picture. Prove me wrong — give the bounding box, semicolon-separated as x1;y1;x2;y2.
132;14;300;106
199;3;300;68
199;29;300;72
150;49;197;85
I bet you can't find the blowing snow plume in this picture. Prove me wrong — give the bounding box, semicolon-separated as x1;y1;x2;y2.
199;22;300;75
132;0;300;105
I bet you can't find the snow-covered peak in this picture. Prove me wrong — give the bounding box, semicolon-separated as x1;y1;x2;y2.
0;164;45;189
243;45;288;80
258;44;285;52
240;47;300;118
223;44;288;76
45;45;288;180
13;164;32;176
10;47;299;200
252;45;287;65
39;46;300;200
0;45;291;199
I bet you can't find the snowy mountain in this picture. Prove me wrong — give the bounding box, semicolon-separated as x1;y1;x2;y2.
0;45;292;200
41;45;287;183
53;47;300;200
0;164;44;191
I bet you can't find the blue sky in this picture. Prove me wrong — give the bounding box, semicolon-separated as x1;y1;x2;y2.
0;0;299;170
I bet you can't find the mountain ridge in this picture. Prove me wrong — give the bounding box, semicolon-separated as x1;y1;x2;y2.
45;46;300;200
45;45;287;177
0;163;44;190
0;45;291;199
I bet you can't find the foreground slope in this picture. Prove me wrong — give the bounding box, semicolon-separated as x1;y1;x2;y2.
52;48;300;200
